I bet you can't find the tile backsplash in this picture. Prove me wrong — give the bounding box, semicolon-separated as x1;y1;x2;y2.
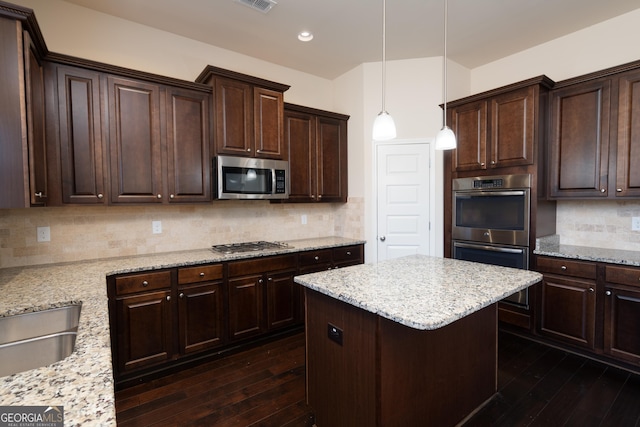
0;198;364;269
555;200;640;250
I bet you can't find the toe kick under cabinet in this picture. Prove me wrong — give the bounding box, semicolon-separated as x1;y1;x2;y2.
536;255;640;367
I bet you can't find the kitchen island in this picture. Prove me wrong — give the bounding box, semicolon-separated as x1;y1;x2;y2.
295;254;542;427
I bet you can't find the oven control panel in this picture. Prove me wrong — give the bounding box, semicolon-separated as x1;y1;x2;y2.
473;178;504;189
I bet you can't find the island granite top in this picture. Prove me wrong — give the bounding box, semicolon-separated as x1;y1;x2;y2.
0;236;363;427
294;254;542;331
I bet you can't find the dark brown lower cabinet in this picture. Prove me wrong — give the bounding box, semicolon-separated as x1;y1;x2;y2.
604;265;640;365
539;274;596;349
227;254;298;341
115;289;173;373
535;255;640;369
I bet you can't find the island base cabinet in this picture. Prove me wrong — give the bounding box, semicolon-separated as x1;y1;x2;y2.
305;289;497;427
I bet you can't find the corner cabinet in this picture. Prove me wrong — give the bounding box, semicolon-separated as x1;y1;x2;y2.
284;103;349;203
548;61;640;199
448;77;553;173
196;65;290;160
0;6;48;208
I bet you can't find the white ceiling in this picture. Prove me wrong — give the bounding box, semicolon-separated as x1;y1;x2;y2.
62;0;640;80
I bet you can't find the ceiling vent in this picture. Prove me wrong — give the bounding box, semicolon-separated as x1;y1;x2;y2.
234;0;277;14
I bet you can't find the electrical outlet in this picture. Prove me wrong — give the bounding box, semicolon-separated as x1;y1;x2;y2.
37;226;50;242
152;221;162;234
632;217;640;231
301;214;307;225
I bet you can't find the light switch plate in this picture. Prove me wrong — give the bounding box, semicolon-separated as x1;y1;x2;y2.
37;226;50;242
152;221;162;234
632;217;640;231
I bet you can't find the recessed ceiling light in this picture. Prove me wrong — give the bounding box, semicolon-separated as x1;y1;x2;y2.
298;31;313;42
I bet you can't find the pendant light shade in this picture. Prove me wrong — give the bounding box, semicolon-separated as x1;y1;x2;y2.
372;0;396;141
373;111;397;141
435;0;456;150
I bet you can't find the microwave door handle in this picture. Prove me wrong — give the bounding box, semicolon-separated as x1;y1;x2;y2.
454;242;525;255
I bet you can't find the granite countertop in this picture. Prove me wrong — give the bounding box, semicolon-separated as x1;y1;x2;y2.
294;254;542;331
0;236;364;426
535;235;640;266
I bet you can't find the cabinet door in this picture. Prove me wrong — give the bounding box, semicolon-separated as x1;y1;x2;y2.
214;77;252;156
228;274;264;340
604;285;640;364
166;87;212;202
266;270;297;330
108;76;163;203
254;87;285;159
116;290;173;373
451;100;488;172
539;274;596;349
24;31;47;206
316;116;348;202
57;65;106;204
615;69;640;197
285;109;315;202
549;79;611;198
490;86;535;169
178;282;225;355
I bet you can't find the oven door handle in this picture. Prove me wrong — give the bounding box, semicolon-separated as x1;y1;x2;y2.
453;242;525;254
455;190;526;197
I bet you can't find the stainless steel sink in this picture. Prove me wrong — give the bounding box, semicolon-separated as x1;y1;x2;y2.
0;304;81;377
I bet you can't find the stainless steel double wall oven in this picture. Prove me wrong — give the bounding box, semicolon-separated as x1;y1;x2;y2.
452;174;531;308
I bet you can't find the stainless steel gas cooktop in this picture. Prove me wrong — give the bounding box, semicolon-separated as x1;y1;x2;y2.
211;241;290;254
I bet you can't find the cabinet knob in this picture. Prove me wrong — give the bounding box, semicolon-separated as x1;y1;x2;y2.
311;195;316;199
480;162;485;167
490;160;496;165
97;193;104;199
179;292;185;298
560;265;567;271
157;194;162;199
142;280;149;287
166;295;171;301
34;192;43;198
199;272;205;277
606;290;612;296
318;195;322;199
616;188;623;192
268;277;273;282
258;279;263;284
170;194;175;199
346;251;351;256
314;256;319;261
379;236;386;242
600;188;606;193
247;148;251;152
588;287;594;292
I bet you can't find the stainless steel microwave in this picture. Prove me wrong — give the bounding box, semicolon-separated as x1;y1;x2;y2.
216;155;289;200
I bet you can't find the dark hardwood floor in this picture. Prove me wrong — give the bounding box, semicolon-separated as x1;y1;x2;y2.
116;330;640;426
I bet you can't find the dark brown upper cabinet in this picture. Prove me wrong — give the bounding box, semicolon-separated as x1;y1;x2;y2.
0;5;48;208
284;103;349;203
548;60;640;199
449;77;553;173
196;65;290;160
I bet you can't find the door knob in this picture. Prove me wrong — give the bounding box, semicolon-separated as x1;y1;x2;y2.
379;236;386;242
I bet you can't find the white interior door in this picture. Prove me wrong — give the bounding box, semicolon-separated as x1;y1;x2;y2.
376;142;431;261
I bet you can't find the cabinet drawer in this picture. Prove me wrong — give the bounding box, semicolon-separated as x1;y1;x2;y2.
333;245;363;264
178;264;223;285
605;265;640;287
299;249;332;267
228;254;297;277
536;256;596;280
115;270;172;296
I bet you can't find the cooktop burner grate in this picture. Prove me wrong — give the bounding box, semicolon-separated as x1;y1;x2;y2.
211;241;290;254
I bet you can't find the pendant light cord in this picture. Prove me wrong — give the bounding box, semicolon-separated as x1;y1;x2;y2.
381;0;387;113
442;0;448;127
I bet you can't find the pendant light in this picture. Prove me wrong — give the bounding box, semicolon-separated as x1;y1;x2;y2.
435;0;457;150
372;0;397;141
